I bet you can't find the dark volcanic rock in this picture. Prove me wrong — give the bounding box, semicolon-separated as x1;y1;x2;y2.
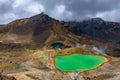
106;42;120;57
0;74;16;80
65;18;120;42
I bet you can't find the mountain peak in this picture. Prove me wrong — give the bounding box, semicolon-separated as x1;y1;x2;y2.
91;17;104;21
83;17;104;24
35;12;48;17
28;12;54;23
40;12;47;16
30;12;49;19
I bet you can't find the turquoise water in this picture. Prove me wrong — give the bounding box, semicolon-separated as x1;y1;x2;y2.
52;43;63;48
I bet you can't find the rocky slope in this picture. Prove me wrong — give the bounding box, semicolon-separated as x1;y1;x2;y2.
65;18;120;42
0;13;80;48
0;13;119;56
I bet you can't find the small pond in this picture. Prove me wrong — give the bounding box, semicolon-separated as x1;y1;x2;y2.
52;43;63;49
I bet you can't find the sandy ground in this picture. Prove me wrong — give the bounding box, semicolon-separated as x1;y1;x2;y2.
1;49;120;80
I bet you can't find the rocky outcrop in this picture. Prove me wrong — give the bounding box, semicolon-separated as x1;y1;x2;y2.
0;74;16;80
106;42;120;57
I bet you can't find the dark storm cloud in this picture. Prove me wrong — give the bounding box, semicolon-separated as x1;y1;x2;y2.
64;0;120;19
0;0;120;24
66;0;119;13
36;0;120;21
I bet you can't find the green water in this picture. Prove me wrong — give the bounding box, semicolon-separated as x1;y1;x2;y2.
39;55;47;59
55;54;108;71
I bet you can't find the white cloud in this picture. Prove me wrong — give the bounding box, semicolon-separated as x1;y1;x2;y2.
3;13;18;24
0;0;9;4
13;0;31;8
13;0;45;13
56;5;65;15
96;9;120;22
26;3;45;14
50;5;72;20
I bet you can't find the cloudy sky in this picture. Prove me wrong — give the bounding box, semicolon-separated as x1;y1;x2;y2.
0;0;120;24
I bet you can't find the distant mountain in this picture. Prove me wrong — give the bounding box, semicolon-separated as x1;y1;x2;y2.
0;12;120;56
64;18;120;42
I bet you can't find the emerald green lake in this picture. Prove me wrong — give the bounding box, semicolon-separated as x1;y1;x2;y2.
55;54;108;71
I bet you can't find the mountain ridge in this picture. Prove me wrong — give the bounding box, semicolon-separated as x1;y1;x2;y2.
0;13;120;43
0;12;120;56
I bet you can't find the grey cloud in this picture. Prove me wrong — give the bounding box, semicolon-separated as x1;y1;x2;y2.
34;0;120;21
0;0;13;14
0;0;120;24
65;0;120;15
64;0;120;21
